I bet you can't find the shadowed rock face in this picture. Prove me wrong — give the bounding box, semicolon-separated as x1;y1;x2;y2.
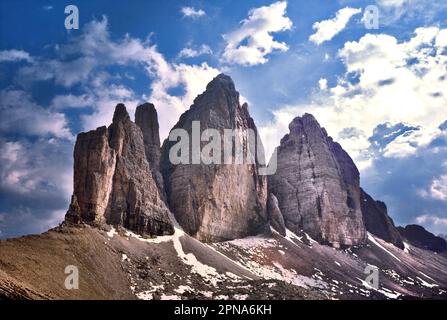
398;225;447;252
360;188;404;249
161;74;268;242
65;104;174;237
269;114;366;247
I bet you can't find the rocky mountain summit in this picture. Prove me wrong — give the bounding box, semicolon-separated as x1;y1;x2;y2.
160;74;268;242
268;114;366;248
1;74;446;300
65;103;174;237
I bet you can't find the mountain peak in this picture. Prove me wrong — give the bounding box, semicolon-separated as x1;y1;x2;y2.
205;73;236;92
112;103;130;123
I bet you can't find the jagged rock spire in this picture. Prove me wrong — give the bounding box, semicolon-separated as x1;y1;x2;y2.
269;113;366;247
65;104;174;237
161;73;268;242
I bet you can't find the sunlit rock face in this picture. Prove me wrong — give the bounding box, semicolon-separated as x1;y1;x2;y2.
269;114;366;248
65;104;174;237
161;74;268;242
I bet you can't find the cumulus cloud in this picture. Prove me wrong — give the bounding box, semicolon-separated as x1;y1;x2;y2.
0;49;33;63
414;214;447;235
0;138;73;239
146;53;220;140
419;174;447;201
318;78;328;90
416;214;447;227
0;89;72;139
375;0;447;25
222;1;292;66
50;94;93;110
181;7;206;19
261;26;447;170
178;44;213;58
309;7;361;45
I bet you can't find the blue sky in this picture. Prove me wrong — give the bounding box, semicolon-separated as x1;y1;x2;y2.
1;0;447;239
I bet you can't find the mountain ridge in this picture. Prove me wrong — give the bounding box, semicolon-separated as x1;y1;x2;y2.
1;74;446;300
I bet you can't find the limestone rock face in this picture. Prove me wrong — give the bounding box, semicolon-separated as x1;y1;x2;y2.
135;103;166;201
65;104;174;236
161;74;268;242
268;114;366;247
360;188;404;249
267;193;286;236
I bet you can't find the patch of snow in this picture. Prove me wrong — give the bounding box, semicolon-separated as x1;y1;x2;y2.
416;276;438;288
214;295;229;300
304;232;317;245
419;271;436;282
403;242;411;254
272;261;327;289
279;250;285;255
201;291;213;298
172;233;223;286
233;294;249;300
357;277;401;299
136;291;153;300
367;233;401;262
228;236;278;249
285;229;303;243
124;228;179;244
161;294;180;300
107;226;116;238
174;285;194;294
121;254;129;261
334;261;341;267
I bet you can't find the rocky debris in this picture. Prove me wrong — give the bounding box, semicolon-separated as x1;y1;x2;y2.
65;103;174;237
268;114;366;248
161;74;268;242
360;189;404;249
398;225;447;252
267;193;286;236
135;103;166;201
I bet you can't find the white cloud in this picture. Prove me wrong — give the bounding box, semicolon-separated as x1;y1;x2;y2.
309;7;361;45
377;0;408;7
0;49;33;63
146;53;220;140
259;27;447;170
178;44;213;58
181;7;206;19
0;89;72;140
7;17;220;144
318;78;328;90
50;94;93;110
416;214;447;227
0;139;72;197
42;5;53;11
420;175;447;201
16;17;157;87
222;1;292;66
